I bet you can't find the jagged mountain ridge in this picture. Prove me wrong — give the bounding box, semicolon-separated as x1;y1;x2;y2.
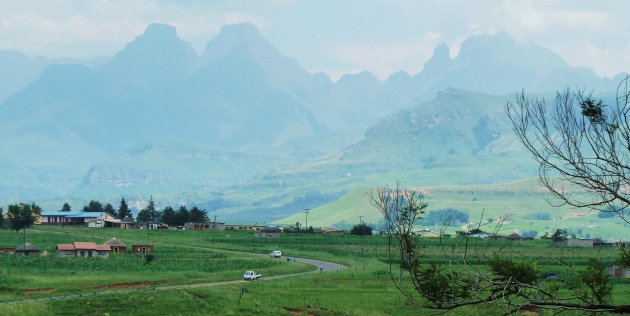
0;22;622;214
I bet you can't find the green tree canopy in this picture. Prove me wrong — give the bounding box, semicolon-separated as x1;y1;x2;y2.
83;200;104;212
136;209;152;223
161;206;177;226
137;196;160;223
103;203;116;216
350;223;373;236
60;202;71;212
117;197;133;220
7;202;42;246
189;206;209;223
175;205;190;226
0;207;4;228
7;203;41;232
551;228;568;241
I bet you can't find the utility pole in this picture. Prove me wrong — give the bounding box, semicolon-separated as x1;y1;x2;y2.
213;214;217;243
304;209;310;232
358;215;365;256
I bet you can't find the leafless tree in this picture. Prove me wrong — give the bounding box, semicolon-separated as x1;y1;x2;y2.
506;76;630;223
371;185;630;314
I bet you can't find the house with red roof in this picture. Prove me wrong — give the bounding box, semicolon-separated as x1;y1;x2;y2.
56;242;111;258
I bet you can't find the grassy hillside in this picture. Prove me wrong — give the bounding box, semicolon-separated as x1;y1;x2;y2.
275;177;630;241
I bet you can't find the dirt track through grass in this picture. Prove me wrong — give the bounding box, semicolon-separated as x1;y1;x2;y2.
0;228;345;306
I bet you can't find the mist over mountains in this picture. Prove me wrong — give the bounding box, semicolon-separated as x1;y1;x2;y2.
0;22;624;221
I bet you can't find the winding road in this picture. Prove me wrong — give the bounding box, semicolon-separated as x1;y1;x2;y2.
0;229;346;306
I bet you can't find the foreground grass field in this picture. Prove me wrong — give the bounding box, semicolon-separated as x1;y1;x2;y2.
0;226;629;315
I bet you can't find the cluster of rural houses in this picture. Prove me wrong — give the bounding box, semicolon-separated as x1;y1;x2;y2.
0;238;153;259
37;210;346;236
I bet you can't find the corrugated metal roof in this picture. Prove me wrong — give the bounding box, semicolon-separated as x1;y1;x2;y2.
15;243;39;251
66;212;103;218
57;244;75;251
95;245;111;251
41;210;83;216
104;238;127;247
73;242;97;250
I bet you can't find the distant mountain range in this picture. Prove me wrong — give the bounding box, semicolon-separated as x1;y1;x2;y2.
0;23;625;221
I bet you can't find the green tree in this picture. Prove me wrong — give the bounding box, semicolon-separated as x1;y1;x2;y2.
550;228;568;241
137;209;152;223
350;223;373;236
103;203;116;216
145;253;155;265
0;207;4;228
175;205;190;226
189;206;209;223
117;197;133;220
7;202;42;247
60;202;71;212
161;206;177;226
138;197;160;223
82;200;103;212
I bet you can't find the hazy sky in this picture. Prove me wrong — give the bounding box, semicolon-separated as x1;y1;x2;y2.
1;0;628;80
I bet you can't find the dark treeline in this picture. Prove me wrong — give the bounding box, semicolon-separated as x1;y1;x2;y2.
59;196;209;225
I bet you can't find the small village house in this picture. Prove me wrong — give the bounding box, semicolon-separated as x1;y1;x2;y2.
14;243;40;256
225;224;269;231
609;265;630;278
86;213;119;228
313;227;345;235
132;244;154;254
119;216;134;229
40;211;119;227
184;221;225;231
554;239;594;247
40;210;84;225
56;242;111;258
104;238;127;253
414;228;445;238
253;227;282;238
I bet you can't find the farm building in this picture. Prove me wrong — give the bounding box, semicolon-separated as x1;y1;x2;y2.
490;233;534;241
554;239;594;247
184;222;225;231
119;216;134;229
253;227;282;238
104;238;127;253
609;265;630;278
140;222;168;230
132;244;154;254
40;211;84;225
56;242;111;258
14;243;40;256
40;211;116;226
419;231;445;238
313;227;345;235
86;213;119;228
225;224;268;231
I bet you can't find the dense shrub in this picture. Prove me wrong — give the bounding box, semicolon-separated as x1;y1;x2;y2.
420;209;469;227
524;212;551;220
350;223;373;236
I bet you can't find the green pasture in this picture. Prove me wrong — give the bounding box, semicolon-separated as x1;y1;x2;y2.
0;226;629;315
276;177;630;241
0;228;312;302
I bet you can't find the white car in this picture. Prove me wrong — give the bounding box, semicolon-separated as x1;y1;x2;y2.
243;270;261;280
270;250;282;258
